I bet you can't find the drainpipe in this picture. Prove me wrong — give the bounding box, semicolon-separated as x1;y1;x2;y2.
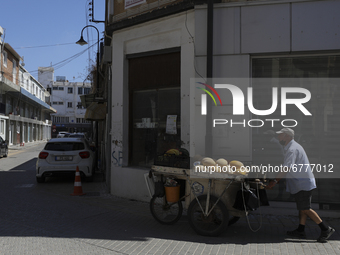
205;0;213;156
0;27;5;104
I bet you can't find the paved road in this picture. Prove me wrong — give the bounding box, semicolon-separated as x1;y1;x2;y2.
0;142;339;254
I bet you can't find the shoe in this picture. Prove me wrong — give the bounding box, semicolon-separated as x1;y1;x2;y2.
317;227;335;243
287;229;306;238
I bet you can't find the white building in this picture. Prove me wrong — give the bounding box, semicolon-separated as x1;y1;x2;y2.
104;0;340;207
38;67;92;137
0;26;55;145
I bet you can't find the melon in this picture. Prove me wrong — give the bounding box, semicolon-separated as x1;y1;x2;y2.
201;157;216;166
215;158;228;167
229;160;244;169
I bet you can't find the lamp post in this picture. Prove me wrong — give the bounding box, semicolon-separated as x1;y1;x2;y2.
76;25;100;96
76;25;100;171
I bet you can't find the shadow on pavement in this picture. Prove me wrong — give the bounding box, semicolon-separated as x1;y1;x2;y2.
0;163;338;246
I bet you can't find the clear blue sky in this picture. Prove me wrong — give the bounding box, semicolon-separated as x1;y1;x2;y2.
0;0;105;82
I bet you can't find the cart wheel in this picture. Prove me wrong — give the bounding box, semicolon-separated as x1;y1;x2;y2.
228;216;240;226
150;196;183;225
188;195;229;236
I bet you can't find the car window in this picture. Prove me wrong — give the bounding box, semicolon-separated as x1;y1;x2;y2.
69;134;84;138
44;142;85;151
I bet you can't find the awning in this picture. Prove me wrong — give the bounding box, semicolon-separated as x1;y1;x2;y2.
20;88;52;110
85;102;106;120
80;93;96;108
80;93;106;108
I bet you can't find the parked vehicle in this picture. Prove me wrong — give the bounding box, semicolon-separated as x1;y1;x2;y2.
67;133;86;139
0;136;8;158
36;138;95;183
57;131;69;138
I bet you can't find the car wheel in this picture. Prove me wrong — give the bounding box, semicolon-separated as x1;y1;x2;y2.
3;148;8;157
86;164;95;182
36;176;45;183
86;170;94;182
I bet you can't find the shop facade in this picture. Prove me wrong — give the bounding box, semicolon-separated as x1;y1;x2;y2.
7;114;52;144
107;0;340;206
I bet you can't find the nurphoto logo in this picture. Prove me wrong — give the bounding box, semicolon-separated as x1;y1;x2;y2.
197;82;312;128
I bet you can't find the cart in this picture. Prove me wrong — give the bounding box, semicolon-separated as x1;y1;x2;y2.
147;165;266;236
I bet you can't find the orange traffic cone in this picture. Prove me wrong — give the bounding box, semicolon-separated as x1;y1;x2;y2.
71;166;85;196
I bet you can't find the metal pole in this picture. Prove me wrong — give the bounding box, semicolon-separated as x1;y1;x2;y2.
0;28;5;104
78;25;100;170
205;0;214;157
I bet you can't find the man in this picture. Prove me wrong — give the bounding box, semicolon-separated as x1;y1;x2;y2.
267;128;335;243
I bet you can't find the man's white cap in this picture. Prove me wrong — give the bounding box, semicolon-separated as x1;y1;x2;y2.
276;128;294;137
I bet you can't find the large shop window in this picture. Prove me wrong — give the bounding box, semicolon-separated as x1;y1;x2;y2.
252;55;340;203
128;51;180;168
131;88;180;167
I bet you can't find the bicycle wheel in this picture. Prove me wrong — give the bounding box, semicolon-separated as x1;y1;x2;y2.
150;196;183;225
188;195;229;236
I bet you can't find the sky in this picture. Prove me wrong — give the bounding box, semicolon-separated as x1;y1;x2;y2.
0;0;105;83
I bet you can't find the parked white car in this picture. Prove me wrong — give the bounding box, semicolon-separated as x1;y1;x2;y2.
65;133;87;139
57;131;69;138
36;138;95;183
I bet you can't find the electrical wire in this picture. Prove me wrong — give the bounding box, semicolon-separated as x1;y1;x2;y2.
13;40;96;50
185;10;205;82
27;42;97;75
241;181;263;232
14;42;78;49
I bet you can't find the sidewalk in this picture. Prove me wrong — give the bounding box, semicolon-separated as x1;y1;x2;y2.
253;201;340;219
8;140;47;150
5;141;340;253
77;191;340;255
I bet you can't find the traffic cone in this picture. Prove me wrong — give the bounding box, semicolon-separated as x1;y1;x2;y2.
71;166;85;196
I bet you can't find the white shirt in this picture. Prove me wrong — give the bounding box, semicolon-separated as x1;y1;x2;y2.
283;139;316;194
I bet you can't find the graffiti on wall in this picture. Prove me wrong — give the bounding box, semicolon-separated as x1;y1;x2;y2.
112;150;123;166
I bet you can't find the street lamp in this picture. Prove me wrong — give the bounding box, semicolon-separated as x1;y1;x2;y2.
76;25;100;96
76;25;100;171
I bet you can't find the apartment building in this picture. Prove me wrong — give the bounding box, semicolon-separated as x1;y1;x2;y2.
0;26;55;145
38;67;92;137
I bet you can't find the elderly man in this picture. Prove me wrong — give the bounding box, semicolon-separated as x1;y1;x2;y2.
267;128;335;243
